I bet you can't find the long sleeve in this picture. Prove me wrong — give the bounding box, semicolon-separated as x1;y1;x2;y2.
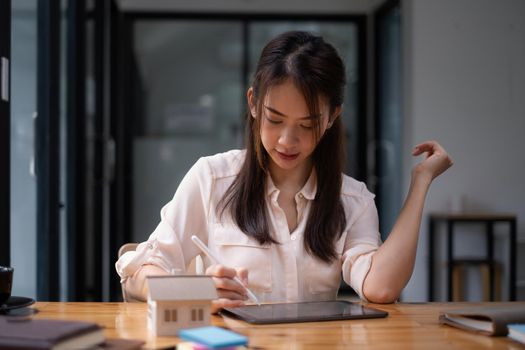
115;157;213;281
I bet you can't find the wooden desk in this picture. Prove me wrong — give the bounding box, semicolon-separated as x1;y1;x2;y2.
30;302;524;349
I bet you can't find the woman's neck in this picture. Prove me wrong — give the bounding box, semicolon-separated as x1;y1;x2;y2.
268;158;313;193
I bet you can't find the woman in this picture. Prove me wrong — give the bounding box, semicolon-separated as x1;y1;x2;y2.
116;31;452;313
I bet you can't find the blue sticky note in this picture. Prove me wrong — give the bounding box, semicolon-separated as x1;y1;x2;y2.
178;326;248;349
508;324;525;344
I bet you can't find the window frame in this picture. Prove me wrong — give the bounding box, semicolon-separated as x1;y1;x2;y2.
0;0;11;267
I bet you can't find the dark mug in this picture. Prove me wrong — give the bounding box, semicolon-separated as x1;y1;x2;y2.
0;266;14;305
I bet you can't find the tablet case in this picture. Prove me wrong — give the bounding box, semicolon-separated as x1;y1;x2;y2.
220;300;388;324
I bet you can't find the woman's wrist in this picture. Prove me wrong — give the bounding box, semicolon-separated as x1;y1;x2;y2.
411;166;433;187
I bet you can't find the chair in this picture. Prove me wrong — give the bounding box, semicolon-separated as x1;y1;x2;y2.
452;259;502;301
118;243;204;302
118;243;139;261
118;243;139;302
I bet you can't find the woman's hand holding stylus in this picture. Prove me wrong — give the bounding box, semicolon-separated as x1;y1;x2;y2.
205;264;249;314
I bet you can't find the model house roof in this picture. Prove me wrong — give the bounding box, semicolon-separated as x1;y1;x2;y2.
147;275;217;301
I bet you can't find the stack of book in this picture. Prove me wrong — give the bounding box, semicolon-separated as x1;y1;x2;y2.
0;317;143;350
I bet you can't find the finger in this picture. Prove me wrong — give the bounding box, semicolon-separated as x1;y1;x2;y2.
412;142;434;156
215;288;247;301
412;140;444;157
235;267;249;286
211;298;245;314
212;276;248;296
205;264;238;279
412;145;427;157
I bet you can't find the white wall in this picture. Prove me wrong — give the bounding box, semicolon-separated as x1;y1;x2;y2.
402;0;525;301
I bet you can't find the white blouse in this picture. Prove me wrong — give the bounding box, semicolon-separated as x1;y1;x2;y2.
116;149;382;302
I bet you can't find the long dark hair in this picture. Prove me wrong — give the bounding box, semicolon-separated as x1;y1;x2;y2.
219;31;347;263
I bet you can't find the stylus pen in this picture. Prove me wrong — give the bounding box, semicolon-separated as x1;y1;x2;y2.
191;235;261;306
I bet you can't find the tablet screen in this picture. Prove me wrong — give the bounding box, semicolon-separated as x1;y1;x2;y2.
220;300;388;324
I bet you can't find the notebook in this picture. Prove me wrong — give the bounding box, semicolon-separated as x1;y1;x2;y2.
439;305;525;336
0;316;105;350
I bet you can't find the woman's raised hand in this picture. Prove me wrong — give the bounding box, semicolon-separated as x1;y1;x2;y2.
205;264;248;314
412;140;453;182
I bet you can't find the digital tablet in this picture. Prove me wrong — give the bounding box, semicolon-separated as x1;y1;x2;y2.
220;300;388;324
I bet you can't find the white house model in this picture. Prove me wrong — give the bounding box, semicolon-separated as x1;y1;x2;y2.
147;275;217;336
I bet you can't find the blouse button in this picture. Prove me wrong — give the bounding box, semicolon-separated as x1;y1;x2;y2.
298;193;304;199
291;235;297;241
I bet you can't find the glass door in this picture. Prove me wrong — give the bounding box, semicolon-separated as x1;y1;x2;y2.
9;0;38;299
129;20;245;243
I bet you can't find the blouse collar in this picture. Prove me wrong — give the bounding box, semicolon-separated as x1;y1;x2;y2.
266;168;317;201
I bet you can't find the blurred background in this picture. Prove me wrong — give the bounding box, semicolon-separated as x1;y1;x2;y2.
1;0;524;302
